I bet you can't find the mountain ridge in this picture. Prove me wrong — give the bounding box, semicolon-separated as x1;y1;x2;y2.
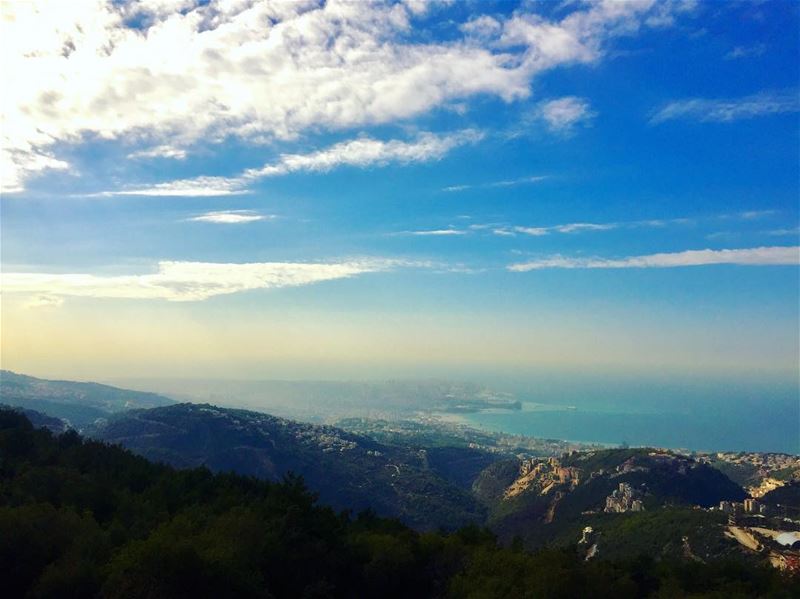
0;370;174;428
89;402;487;530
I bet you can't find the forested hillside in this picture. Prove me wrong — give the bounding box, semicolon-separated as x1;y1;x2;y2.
2;408;798;598
89;403;485;530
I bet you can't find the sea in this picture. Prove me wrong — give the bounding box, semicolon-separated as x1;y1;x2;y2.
450;374;800;454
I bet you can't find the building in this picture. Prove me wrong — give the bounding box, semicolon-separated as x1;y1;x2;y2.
604;482;645;513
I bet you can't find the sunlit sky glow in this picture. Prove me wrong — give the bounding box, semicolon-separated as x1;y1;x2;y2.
1;0;798;384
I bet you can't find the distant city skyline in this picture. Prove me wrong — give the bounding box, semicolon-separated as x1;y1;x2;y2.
1;0;798;385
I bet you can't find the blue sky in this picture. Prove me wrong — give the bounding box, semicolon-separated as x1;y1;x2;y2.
1;0;798;385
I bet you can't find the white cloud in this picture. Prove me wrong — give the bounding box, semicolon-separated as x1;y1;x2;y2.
510;226;549;237
188;210;273;224
535;96;596;132
409;229;466;236
650;90;800;124
102;130;482;196
2;259;407;302
128;145;188;160
508;246;800;271
460;15;502;39
441;174;547;192
1;0;691;193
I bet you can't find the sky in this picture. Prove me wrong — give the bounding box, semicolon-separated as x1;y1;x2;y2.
1;0;799;389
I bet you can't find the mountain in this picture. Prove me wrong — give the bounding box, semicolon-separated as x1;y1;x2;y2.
0;404;70;434
476;448;748;552
0;370;174;428
4;408;796;599
762;482;800;512
88;403;485;530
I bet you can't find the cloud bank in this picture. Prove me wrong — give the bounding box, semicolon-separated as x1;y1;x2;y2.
508;246;800;271
2;259;406;302
2;0;693;192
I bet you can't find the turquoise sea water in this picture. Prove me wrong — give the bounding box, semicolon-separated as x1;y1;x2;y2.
459;401;798;454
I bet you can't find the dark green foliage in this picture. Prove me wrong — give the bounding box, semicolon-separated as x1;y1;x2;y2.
548;508;741;562
2;409;798;598
449;548;797;599
89;403;485;530
560;448;650;472
424;446;501;490
762;482;800;518
708;459;763;487
471;459;521;505
762;481;800;506
0;404;69;434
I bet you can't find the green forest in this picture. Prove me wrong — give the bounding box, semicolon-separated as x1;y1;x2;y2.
1;408;797;599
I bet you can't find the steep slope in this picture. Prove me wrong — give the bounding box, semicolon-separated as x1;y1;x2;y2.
89;403;484;530
761;481;800;513
0;404;70;434
480;448;747;548
0;370;173;428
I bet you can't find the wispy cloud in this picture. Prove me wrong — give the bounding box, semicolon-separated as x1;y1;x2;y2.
402;211;776;240
2;259;411;302
724;44;766;60
100;131;483;197
493;213;775;238
515;222;617;236
243;131;483;179
534;96;596;133
765;227;800;237
492;228;516;237
409;229;467;236
508;246;800;271
24;294;64;309
736;209;778;220
650;90;800;124
442;175;548;192
95;177;251;198
495;219;667;237
188;210;274;224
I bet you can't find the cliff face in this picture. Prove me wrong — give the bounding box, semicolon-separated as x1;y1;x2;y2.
479;448;747;548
